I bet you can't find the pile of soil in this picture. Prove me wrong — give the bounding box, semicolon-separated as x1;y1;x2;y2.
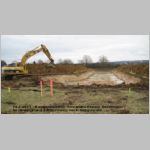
116;64;149;77
1;77;37;88
113;70;141;84
26;64;88;75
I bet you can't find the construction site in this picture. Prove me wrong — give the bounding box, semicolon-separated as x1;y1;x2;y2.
1;44;149;114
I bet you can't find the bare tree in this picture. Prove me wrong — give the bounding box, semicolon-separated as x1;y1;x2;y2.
82;55;93;65
99;55;109;64
33;61;36;64
8;60;18;67
98;55;110;67
78;59;84;64
62;59;73;64
37;59;43;64
1;60;7;67
57;58;63;64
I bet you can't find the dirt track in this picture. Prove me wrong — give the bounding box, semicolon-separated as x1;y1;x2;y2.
41;70;141;86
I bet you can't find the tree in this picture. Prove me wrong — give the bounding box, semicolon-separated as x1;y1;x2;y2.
62;59;73;64
57;58;63;64
82;55;93;65
37;59;43;64
98;55;110;67
78;59;84;64
99;55;109;64
1;60;7;67
8;60;18;67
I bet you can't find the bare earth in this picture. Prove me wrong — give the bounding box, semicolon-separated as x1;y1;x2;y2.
41;70;140;86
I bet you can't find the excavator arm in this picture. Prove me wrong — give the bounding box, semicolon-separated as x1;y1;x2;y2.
20;44;54;66
2;44;55;79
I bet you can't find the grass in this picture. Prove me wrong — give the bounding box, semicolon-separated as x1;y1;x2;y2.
121;89;149;113
1;86;149;114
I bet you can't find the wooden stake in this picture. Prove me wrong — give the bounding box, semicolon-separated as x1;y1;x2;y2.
40;80;43;96
50;80;53;96
8;87;11;93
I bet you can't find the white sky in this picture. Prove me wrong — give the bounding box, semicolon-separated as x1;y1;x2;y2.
1;35;149;64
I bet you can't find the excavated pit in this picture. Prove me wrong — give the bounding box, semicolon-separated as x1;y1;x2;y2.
1;70;142;88
41;70;128;86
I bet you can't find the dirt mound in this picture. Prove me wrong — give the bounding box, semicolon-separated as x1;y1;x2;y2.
1;77;37;88
116;64;149;77
113;70;141;85
26;64;88;75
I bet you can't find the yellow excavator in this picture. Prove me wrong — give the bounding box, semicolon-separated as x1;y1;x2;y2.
2;44;54;79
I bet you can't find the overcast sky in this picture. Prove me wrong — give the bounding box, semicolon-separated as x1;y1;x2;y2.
1;35;149;64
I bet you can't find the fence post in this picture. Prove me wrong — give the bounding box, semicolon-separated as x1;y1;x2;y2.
50;80;53;96
40;80;43;96
8;87;11;93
